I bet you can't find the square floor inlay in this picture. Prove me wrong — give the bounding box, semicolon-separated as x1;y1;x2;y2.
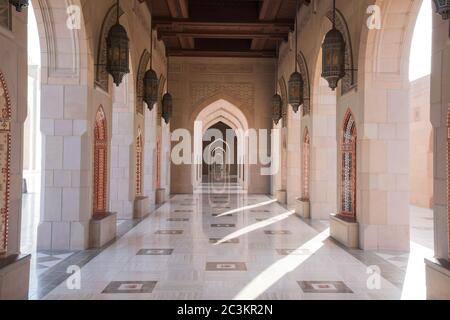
298;281;353;294
137;249;174;256
250;210;270;213
211;224;236;228
209;238;240;244
102;281;157;294
174;210;193;213
206;262;247;271
155;230;183;235
276;249;311;255
264;230;292;235
167;218;189;222
212;213;233;217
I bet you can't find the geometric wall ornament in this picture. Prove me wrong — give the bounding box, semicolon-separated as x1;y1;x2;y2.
135;128;143;196
93;106;108;215
190;82;254;109
340;109;357;222
95;3;124;92
297;51;311;116
0;70;11;255
136;50;150;115
302;127;310;201
326;9;357;95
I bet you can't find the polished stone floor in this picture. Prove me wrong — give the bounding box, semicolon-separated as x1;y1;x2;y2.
31;188;431;300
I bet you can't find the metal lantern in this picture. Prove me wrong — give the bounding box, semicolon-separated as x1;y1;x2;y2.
106;4;130;87
9;0;29;12
433;0;450;19
272;94;282;125
162;93;172;124
321;27;345;91
288;71;304;113
143;69;158;111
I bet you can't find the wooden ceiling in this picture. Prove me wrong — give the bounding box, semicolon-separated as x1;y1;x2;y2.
146;0;310;58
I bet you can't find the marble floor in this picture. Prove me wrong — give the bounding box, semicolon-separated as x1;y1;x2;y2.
35;191;431;300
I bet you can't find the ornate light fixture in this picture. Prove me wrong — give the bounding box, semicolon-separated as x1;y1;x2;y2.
162;56;172;124
106;0;130;87
9;0;29;12
288;0;304;113
321;0;345;91
272;42;282;125
433;0;450;19
143;24;158;111
433;0;450;37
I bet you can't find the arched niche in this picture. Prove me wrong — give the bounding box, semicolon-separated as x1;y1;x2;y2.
297;51;311;116
136;50;150;115
340;109;357;221
93;106;108;214
0;70;11;255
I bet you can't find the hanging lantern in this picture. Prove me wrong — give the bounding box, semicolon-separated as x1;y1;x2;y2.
162;93;172;124
321;28;345;91
106;1;130;87
9;0;29;12
288;71;304;113
143;69;158;111
433;0;450;19
272;94;282;125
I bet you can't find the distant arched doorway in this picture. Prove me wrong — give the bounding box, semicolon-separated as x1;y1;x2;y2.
302;127;310;201
193;99;249;192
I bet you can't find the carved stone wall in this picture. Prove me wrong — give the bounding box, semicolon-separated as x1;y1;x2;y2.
136;128;143;196
190;82;254;109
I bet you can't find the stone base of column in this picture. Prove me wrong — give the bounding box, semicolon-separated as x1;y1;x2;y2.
89;212;117;248
425;257;450;300
330;214;359;248
156;188;166;205
276;190;287;204
295;198;310;219
0;254;31;300
134;196;150;219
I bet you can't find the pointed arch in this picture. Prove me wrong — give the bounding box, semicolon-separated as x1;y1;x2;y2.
302;127;310;201
93;106;108;214
0;71;12;255
297;51;311;116
278;77;288;127
340;109;357;221
136;50;150;115
136;127;144;197
326;9;357;95
95;3;124;92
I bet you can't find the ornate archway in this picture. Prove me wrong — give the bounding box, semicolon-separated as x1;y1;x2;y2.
93;106;108;214
297;51;311;116
0;71;11;255
340;109;357;221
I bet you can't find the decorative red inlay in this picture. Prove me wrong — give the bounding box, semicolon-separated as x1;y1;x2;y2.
339;109;357;222
0;70;11;255
447;105;450;260
302;127;310;201
136;128;143;196
93;106;108;215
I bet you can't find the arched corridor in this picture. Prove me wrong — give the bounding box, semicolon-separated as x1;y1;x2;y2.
0;0;448;302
